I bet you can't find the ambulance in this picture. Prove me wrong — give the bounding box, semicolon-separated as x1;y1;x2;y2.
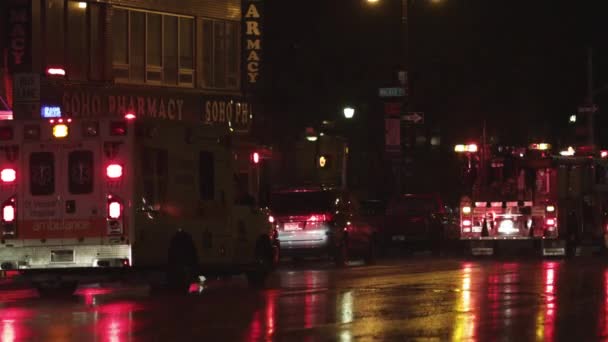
0;115;278;289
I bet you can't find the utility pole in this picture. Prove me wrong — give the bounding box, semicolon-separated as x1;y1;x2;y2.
397;0;409;194
586;47;595;152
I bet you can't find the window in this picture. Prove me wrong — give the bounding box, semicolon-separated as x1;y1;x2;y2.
112;9;129;79
44;1;107;81
67;1;87;81
45;0;65;67
202;19;240;89
30;152;55;196
163;16;178;85
112;8;194;87
142;148;168;204
199;151;214;200
146;13;162;83
89;4;105;81
68;151;94;194
130;11;145;83
269;191;337;215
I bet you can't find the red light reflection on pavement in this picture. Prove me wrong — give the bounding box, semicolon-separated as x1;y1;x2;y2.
600;269;608;337
246;290;278;341
94;302;140;342
266;290;277;337
76;287;113;306
0;308;32;342
536;261;559;340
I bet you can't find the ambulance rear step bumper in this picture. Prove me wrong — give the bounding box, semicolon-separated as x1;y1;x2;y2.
0;244;131;270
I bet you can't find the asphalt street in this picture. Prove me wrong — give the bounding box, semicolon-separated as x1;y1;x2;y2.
1;256;607;341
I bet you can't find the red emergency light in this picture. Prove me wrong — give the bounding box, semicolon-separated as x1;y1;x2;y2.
252;152;260;164
46;67;66;76
106;164;123;179
0;168;16;183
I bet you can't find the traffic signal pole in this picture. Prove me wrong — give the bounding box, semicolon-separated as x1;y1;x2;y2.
586;47;595;152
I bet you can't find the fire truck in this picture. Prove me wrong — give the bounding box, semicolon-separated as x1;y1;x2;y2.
457;144;566;256
0;116;278;290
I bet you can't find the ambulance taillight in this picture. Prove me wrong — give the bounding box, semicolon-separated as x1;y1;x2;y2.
1;169;16;183
107;195;124;235
108;201;121;219
2;197;16;237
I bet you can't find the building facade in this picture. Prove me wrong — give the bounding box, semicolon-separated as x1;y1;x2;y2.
1;0;267;199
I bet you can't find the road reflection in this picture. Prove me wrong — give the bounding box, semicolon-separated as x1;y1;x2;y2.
452;262;476;341
1;259;608;340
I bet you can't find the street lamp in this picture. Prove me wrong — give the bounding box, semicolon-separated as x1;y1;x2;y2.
343;107;355;119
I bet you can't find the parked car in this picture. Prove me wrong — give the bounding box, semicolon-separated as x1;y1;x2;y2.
269;186;377;266
359;199;387;232
381;193;446;253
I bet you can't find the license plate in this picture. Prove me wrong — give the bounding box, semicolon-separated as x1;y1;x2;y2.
284;223;302;231
392;235;405;241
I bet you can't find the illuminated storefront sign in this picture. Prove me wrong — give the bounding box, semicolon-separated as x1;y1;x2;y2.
41;106;61;118
243;0;263;87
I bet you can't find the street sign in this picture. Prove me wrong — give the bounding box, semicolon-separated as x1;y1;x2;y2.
401;112;424;124
13;73;40;103
578;105;598;113
379;87;405;98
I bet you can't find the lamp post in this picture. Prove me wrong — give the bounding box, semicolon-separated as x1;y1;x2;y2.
343;106;355;119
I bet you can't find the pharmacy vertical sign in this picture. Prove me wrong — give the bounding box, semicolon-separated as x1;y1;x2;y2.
243;0;263;93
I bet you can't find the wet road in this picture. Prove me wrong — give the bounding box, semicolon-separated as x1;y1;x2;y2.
2;257;608;341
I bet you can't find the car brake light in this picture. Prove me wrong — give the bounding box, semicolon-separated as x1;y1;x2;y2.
546;205;555;212
3;205;15;222
308;214;331;222
106;164;123;179
546;218;556;226
108;201;121;219
1;169;16;183
462;219;472;227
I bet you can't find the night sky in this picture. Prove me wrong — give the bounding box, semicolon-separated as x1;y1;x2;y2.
261;0;608;148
